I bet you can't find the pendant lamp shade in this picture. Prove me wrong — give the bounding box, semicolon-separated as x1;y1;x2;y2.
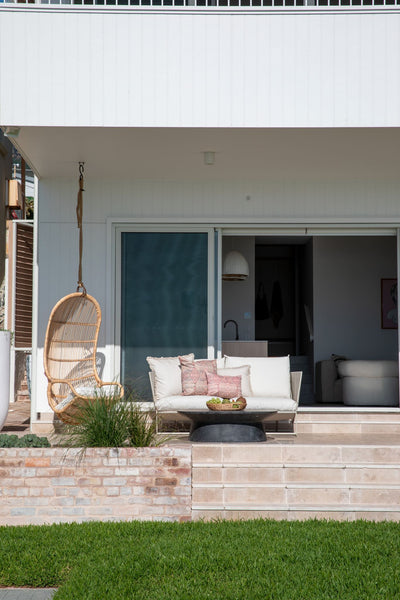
222;251;249;281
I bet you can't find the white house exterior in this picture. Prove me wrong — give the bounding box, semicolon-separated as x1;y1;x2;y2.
1;2;400;428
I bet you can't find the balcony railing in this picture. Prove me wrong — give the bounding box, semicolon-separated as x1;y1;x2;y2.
0;0;400;9
1;0;400;6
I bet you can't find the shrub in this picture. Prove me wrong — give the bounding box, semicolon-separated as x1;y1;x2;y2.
0;433;50;448
62;392;164;449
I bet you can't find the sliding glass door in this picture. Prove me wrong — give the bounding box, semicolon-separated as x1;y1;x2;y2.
120;230;213;399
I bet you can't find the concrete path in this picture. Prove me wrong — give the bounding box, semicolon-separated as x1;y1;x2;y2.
0;590;57;599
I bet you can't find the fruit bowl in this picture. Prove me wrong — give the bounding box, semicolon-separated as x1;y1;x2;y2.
206;397;247;411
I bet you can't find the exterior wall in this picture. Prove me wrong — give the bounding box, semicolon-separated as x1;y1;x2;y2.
313;236;398;364
0;133;12;329
0;446;191;526
35;177;400;414
1;8;400;128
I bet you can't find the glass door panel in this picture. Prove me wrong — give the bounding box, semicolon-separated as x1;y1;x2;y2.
121;231;209;399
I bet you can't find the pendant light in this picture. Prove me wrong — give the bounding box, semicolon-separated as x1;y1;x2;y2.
222;250;249;281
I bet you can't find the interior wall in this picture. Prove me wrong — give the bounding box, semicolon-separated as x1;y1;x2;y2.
313;236;398;364
222;237;255;341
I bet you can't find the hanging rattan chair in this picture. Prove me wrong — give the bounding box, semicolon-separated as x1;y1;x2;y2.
44;291;124;424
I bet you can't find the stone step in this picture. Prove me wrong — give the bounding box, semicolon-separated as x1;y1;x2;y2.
193;464;400;486
192;443;400;467
297;410;400;421
15;391;30;403
191;443;400;521
296;410;400;434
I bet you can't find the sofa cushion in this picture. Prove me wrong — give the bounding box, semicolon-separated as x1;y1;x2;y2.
155;395;297;412
206;372;242;399
224;355;291;398
342;376;399;407
180;356;217;395
147;353;194;400
338;360;398;378
217;365;252;397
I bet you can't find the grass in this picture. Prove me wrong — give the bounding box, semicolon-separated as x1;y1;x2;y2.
1;519;400;599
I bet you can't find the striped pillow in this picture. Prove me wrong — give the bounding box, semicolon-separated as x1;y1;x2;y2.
206;372;242;399
180;356;217;395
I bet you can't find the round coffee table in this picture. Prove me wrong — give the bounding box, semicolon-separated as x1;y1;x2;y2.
178;410;276;443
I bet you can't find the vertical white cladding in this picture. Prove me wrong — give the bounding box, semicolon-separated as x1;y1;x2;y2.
1;8;400;128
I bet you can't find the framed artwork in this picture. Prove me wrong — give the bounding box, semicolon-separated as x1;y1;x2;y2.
381;278;398;329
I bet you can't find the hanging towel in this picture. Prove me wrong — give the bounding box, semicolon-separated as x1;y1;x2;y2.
270;281;283;328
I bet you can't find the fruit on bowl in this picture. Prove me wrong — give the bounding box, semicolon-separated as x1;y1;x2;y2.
206;397;247;411
207;397;222;405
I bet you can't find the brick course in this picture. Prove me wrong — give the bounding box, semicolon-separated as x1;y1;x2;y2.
0;446;191;525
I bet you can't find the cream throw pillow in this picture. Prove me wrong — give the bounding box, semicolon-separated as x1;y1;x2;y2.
147;353;194;400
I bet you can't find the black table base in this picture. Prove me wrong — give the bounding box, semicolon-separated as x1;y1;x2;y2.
190;422;266;443
179;411;272;443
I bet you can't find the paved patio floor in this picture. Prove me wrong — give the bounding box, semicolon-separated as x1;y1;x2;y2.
2;400;30;435
0;590;57;600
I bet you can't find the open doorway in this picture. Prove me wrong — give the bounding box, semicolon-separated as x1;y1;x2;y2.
222;235;314;404
221;233;399;407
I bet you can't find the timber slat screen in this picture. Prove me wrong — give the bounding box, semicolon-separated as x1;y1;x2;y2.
15;223;33;349
1;0;400;7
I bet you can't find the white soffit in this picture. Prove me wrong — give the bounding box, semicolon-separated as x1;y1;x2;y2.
7;126;400;182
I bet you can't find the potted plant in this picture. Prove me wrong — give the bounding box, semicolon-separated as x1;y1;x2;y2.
0;329;11;431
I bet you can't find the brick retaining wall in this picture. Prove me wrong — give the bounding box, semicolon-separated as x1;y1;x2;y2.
3;441;400;525
0;446;192;526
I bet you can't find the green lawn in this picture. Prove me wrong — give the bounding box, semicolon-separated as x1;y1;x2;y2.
1;519;399;599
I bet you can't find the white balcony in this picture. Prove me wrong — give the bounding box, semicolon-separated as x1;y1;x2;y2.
1;5;400;130
1;0;400;6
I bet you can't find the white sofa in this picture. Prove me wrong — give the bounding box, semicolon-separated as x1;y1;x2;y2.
316;358;399;407
147;354;302;427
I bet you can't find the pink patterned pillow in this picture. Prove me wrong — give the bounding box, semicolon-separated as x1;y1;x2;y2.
180;356;217;396
206;372;242;399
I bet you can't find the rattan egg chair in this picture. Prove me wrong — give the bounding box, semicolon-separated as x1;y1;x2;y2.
44;164;124;424
44;291;124;424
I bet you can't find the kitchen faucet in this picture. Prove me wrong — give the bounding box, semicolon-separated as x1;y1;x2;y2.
224;319;239;341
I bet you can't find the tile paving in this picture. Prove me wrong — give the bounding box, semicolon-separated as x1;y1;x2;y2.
0;590;57;600
2;400;31;435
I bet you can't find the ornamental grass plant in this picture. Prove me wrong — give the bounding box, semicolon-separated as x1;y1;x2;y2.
62;392;163;449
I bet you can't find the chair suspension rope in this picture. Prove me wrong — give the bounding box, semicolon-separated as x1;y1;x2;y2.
76;162;86;295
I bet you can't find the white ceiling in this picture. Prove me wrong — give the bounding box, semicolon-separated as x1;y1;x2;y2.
9;126;400;182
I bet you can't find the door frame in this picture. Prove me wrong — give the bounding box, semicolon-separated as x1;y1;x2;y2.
106;219;399;407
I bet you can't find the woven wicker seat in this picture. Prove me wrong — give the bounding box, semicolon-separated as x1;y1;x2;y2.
44;292;124;424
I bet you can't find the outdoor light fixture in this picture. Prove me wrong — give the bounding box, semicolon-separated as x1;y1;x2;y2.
203;151;215;166
222;251;249;281
3;126;21;139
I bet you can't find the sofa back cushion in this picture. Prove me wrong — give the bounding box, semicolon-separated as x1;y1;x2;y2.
180;356;217;395
224;355;291;398
147;353;194;400
338;360;398;378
